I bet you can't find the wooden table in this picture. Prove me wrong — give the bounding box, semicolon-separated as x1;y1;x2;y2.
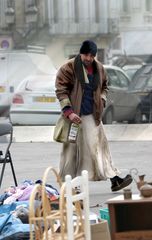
107;194;152;240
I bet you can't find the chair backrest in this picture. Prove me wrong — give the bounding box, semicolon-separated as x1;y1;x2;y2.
64;170;91;240
29;184;44;240
41;166;62;219
41;166;64;240
29;182;63;240
0;122;12;136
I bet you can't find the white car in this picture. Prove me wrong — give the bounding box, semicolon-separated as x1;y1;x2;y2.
0;50;57;117
10;75;61;125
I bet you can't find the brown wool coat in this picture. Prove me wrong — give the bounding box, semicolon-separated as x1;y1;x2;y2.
55;55;108;126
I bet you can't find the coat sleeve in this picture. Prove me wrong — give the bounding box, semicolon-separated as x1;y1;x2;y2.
55;62;74;110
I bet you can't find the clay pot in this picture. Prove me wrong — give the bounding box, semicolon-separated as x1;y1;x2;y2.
140;184;152;197
137;174;146;190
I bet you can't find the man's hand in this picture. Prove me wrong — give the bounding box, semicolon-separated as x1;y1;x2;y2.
68;113;81;124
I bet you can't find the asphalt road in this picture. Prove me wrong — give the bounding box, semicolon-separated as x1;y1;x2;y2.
1;140;152;216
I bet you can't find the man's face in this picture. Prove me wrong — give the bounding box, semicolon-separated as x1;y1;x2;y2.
80;53;95;67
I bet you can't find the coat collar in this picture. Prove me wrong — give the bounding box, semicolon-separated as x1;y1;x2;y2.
74;54;100;90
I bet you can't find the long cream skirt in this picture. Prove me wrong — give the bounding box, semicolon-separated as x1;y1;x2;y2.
59;115;120;181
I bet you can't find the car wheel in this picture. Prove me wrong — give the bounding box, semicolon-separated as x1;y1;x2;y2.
103;108;113;124
133;106;143;123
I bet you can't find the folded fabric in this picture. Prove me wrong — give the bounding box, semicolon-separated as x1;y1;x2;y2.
0;213;30;240
0;201;29;215
17;185;34;201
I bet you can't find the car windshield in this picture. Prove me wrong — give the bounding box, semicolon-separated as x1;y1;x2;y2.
129;75;148;90
142;65;152;74
145;76;152;90
25;79;55;92
132;64;152;83
106;68;129;88
125;68;138;80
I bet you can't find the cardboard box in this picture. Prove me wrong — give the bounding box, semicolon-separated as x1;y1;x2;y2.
91;220;111;240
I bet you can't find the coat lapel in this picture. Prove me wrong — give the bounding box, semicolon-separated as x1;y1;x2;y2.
74;55;85;89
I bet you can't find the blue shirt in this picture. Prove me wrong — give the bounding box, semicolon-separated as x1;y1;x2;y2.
80;74;95;115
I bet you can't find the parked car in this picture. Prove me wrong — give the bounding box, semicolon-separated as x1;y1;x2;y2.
129;64;152;122
0;49;57;117
103;65;142;124
10;75;61;125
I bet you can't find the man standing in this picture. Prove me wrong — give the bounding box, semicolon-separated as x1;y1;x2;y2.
55;40;132;191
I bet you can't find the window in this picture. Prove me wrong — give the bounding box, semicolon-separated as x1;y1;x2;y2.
121;0;130;13
132;76;147;90
97;49;105;63
53;0;58;23
106;69;120;87
116;71;129;88
25;77;55;92
7;0;14;8
146;76;152;89
145;0;152;11
111;37;121;50
111;0;117;10
95;0;100;23
74;0;79;23
25;0;35;9
132;0;141;9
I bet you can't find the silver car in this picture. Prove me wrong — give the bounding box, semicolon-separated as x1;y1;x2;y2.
103;65;141;124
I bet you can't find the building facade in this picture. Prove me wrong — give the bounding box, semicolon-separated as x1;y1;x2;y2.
0;0;45;49
46;0;119;65
119;0;152;59
1;0;152;66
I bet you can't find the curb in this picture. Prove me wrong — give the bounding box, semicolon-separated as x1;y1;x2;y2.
12;124;152;142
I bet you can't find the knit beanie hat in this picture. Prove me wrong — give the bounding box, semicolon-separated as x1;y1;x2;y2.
80;40;97;56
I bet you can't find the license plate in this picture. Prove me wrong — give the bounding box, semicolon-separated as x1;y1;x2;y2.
0;86;5;92
34;96;56;102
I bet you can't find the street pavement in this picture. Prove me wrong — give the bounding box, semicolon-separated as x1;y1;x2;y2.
1;140;152;216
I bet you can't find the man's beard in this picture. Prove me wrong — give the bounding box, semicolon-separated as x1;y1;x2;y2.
82;60;92;67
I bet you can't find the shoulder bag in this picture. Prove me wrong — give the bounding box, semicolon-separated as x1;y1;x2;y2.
53;115;71;143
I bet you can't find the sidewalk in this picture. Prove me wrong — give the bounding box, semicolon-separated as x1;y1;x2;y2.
12;123;152;142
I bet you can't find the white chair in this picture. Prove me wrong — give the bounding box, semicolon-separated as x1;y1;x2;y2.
63;170;91;240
